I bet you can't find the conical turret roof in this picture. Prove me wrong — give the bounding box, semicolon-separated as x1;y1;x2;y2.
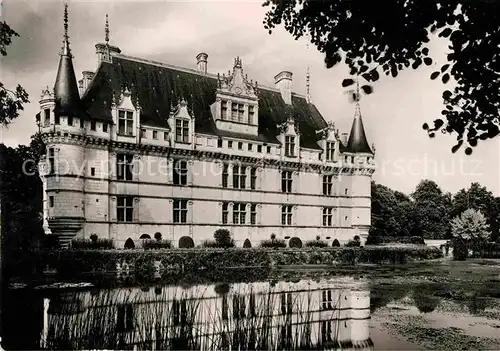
346;104;372;154
53;3;88;119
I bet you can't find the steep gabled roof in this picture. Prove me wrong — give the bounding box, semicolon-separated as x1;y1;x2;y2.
82;55;327;149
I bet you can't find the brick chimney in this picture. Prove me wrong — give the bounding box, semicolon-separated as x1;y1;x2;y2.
80;71;95;95
274;71;293;105
196;52;208;74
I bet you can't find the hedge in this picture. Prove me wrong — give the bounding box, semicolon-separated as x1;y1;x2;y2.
15;245;443;279
366;235;426;245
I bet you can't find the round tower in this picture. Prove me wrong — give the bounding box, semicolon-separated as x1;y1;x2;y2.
40;3;88;247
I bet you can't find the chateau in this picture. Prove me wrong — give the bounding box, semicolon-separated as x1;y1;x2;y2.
37;6;375;248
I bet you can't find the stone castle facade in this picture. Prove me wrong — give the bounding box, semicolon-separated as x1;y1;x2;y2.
37;6;375;248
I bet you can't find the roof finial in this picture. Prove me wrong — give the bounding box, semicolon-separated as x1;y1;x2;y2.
354;77;362;117
105;13;110;44
61;2;71;57
305;33;311;103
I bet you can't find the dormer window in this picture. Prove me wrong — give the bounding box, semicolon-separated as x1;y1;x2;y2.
153;131;158;140
285;136;296;157
118;110;134;136
91;120;96;131
221;100;228;120
67;116;73;126
103;123;108;132
175;119;189;143
43;109;50;126
325;142;335;161
248;105;255;124
141;128;147;139
80;119;84;128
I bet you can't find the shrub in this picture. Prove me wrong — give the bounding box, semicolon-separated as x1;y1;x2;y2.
124;238;135;249
353;235;360;242
202;240;222;248
139;234;151;240
90;234;98;243
142;239;172;250
42;235;60;250
270;233;276;241
154;232;162;241
243;239;252;248
178;236;194;249
316;235;321;241
410;236;425;245
289;237;303;248
332;239;340;247
213;229;235;248
71;238;114;250
305;236;328;248
345;239;361;247
260;239;286;248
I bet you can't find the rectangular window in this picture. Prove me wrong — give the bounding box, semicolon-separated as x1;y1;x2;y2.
322;290;333;310
49;196;54;208
117;153;134;181
173;199;188;223
250;204;257;225
285;136;296;157
231;103;238;120
80;119;84;128
345;188;348;195
248;105;255;124
233;203;246;224
153;130;158;140
140;128;147;138
238;142;243;150
232;165;246;189
281;205;293;225
67;116;73;126
222;203;229;224
43;109;50;126
250;168;257;190
90;120;96;131
222;164;229;188
54;114;60;125
228;141;233;149
173;160;188;186
48;148;55;175
103;123;108;132
218;138;223;148
323;175;333;196
175;119;190;143
221;100;228;120
326;141;335;161
90;167;95;176
323;207;333;227
118;110;134;136
164;132;169;141
248;143;253;151
281;171;293;193
266;146;271;154
237;104;244;122
257;145;262;153
117;196;134;222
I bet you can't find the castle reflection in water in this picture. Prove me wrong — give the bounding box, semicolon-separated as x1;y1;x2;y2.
34;278;374;350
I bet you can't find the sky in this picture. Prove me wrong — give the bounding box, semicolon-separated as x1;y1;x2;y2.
1;0;499;196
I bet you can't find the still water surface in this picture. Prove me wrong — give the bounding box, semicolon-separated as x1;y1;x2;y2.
3;262;500;350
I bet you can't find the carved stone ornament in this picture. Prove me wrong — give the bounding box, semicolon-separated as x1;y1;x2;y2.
134;198;140;203
217;56;257;98
188;200;194;205
171;98;192;120
110;196;117;201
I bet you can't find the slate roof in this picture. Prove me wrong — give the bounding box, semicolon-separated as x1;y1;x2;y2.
345;110;373;154
82;55;328;149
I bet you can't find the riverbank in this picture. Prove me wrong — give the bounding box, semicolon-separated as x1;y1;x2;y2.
6;245;443;282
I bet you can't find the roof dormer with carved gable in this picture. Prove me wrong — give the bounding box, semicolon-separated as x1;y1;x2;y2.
168;98;195;150
315;121;340;163
277;110;301;159
212;57;259;136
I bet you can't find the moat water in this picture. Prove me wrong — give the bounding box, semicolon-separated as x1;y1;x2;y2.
2;261;500;350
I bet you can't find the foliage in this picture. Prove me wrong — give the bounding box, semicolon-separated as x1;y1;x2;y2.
413;284;442;313
289;237;302;248
142;239;172;250
154;232;162;241
0;21;29;126
262;0;500;153
243;239;252;248
124;238;135;250
451;208;490;243
178;236;194;249
366;235;425;245
344;239;361;248
71;238;114;250
332;239;340;247
305;238;328;248
260;239;287;248
90;234;98;243
213;229;235;248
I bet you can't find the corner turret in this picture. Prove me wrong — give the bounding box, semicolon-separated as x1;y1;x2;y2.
346;105;372;154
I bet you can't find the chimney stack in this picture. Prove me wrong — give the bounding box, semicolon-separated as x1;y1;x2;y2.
95;43;122;68
341;133;349;146
80;71;95;95
78;79;84;96
274;71;293;105
196;52;208;74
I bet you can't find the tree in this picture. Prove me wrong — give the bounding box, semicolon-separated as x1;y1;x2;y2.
262;1;500;154
452;183;499;241
451;208;490;259
411;180;452;239
214;228;234;248
0;21;29;126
